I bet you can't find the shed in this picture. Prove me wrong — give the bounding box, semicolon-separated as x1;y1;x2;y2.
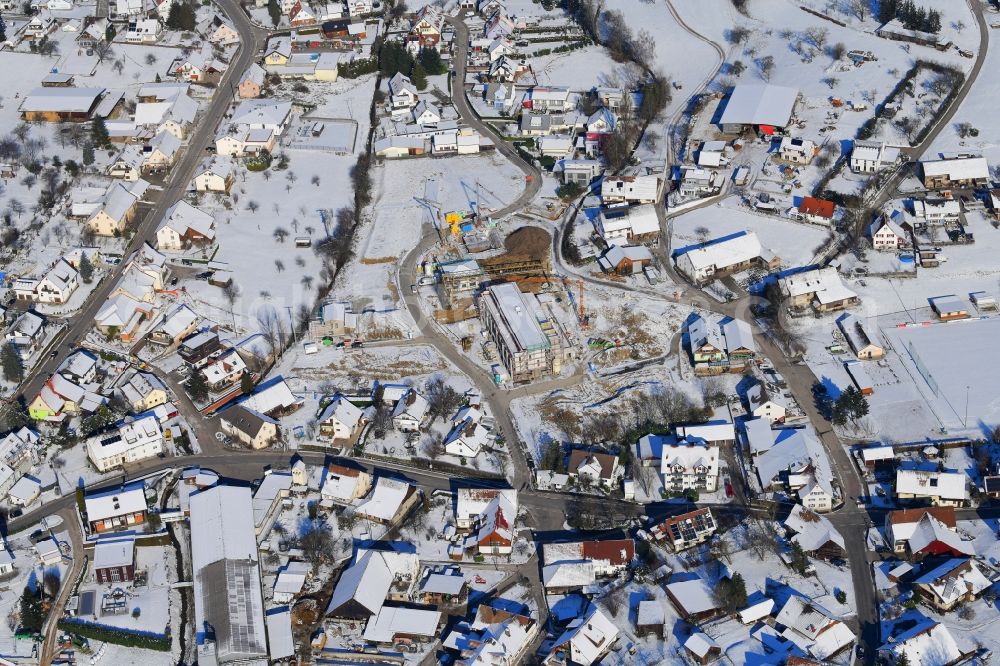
636;600;664;637
844;360;874;395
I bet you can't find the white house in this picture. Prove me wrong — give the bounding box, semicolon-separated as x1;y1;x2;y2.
850;140;900;173
868;213;909;251
124;18;161;43
156;200;216;250
34;259;79;304
797;475;834;513
745;383;788;423
654;439;719;492
543;605;619;666
388;72;419;115
895;469;968;506
777;137;816;164
444;410;491;458
317;395;364;441
193;157;234;192
600;175;661;204
86;415;165;472
390;389;428;433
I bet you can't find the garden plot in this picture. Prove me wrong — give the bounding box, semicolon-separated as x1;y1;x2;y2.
529;44;624;90
509;360;705;467
671;197;831;269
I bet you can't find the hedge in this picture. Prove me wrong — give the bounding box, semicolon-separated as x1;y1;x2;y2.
57;619;171;652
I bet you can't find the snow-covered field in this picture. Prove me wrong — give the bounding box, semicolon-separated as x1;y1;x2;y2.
672;197;832;269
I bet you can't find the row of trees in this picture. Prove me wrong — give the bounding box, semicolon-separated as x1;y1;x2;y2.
878;0;942;33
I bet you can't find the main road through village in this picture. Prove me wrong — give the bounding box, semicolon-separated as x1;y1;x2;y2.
5;1;993;664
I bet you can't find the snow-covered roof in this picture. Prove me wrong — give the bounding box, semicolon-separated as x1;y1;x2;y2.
636;600;664;627
239;376;298;416
482;283;550;352
20;86;105;113
420;571;465;596
326;548;418;617
546;605;619;666
156;304;199;340
455;488;518;522
775;595;854;660
189;484;259;566
542;561;595;589
878;619;962;666
755;429;817;485
738;595;775;624
660;441;718;476
676;231;765;272
907;513;974;556
922;156;989;181
718;84;798;127
161;200;216;240
722;318;755;354
320;464;367;502
778;268;857;304
85;481;146;523
93;535;135;570
231;99;292;128
784;504;845;553
354;477;414;523
601;175;660;201
251;471;292;529
665;578;719;615
265;607;295;660
913;558;992;606
895;469;968;502
189;485;266;662
743;417;775;455
684;632;719;659
8;476;40;504
318;394;363;429
363;605;441;643
273;561;310;595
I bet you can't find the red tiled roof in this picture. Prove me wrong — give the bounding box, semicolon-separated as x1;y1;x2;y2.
798;196;835;219
581;539;635;565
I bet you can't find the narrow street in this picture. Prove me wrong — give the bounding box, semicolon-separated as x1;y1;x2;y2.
39;508;85;666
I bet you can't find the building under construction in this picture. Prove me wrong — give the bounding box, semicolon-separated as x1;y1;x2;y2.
479;226;552;282
478;282;572;384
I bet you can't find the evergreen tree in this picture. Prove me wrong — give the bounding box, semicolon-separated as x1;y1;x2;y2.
713;573;748;614
267;0;281;27
411;62;428;90
90;117;109;148
878;0;898;24
418;47;445;75
187;370;209;403
82;142;95;166
18;587;44;633
166;2;195;30
927;9;941;32
379;40;413;78
78;252;93;283
1;343;24;383
896;652;910;666
240;371;255;395
105;23;116;42
0;14;7;42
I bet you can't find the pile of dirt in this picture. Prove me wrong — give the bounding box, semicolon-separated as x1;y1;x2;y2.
503;226;551;260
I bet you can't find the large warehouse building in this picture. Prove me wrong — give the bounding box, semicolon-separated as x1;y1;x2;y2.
717;84;799;134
